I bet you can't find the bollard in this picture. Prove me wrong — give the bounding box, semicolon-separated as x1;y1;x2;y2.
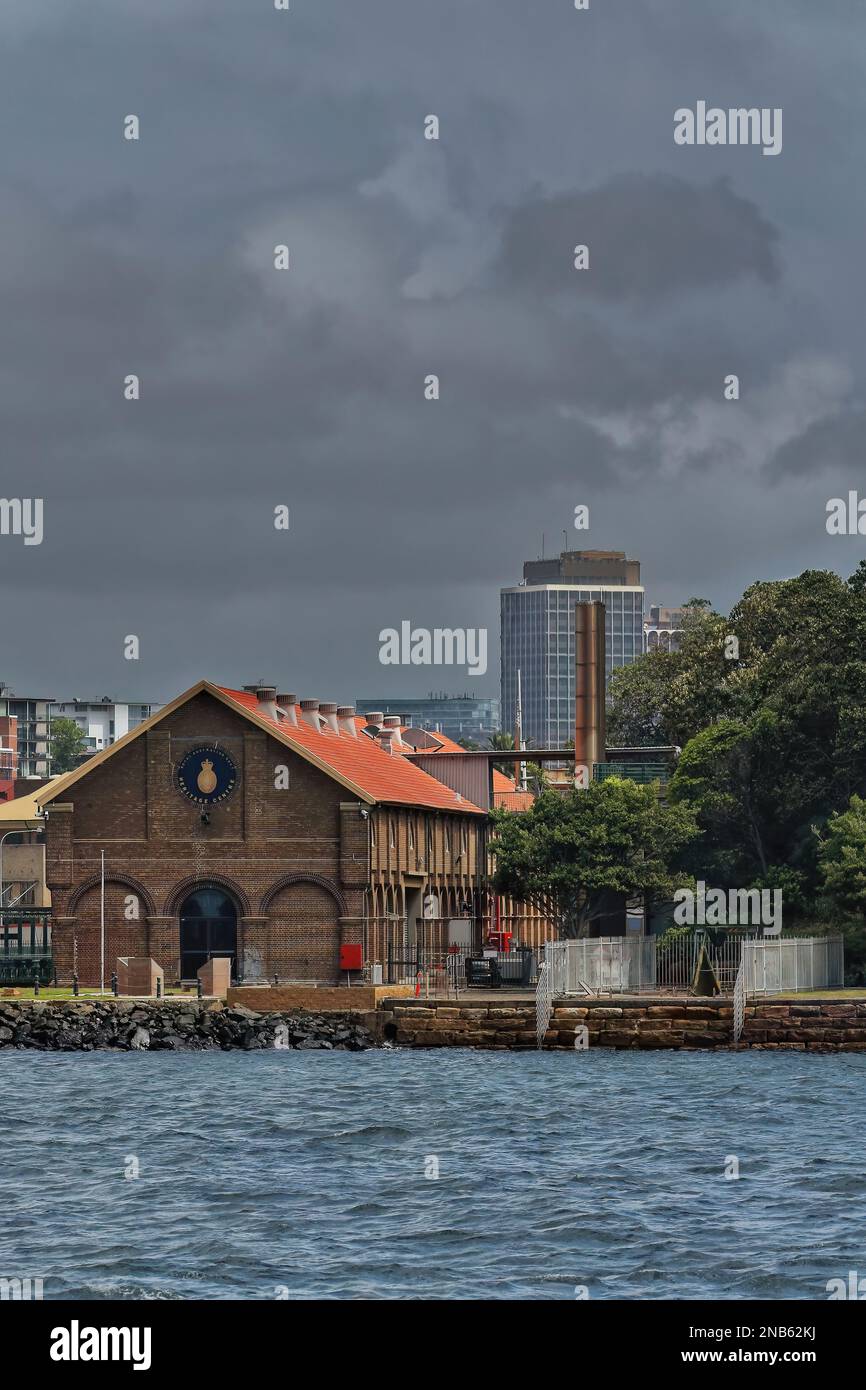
196;978;203;999
156;977;162;999
72;973;79;998
111;972;118;997
33;977;40;997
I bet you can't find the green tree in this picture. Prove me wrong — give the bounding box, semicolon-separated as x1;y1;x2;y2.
607;602;732;747
489;780;699;937
609;566;866;908
817;794;866;916
668;714;781;883
815;795;866;979
487;730;517;777
49;717;87;773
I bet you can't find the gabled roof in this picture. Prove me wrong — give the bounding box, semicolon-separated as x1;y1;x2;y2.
29;681;483;815
218;687;481;812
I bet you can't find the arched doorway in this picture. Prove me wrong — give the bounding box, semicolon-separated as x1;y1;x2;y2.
179;887;238;981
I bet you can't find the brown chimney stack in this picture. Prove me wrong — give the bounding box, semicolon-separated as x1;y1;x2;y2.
574;601;606;784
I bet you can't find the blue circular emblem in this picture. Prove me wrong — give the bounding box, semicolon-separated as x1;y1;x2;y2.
176;744;237;805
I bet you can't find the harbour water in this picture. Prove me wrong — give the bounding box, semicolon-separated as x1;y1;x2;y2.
1;1049;864;1300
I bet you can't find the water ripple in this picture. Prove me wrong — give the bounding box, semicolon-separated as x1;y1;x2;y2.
1;1049;864;1299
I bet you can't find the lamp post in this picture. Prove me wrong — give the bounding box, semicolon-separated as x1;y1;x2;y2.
100;848;105;996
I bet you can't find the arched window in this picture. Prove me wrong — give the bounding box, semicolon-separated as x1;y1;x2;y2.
179;887;238;981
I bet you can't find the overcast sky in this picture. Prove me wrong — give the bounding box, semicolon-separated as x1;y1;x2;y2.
1;0;864;704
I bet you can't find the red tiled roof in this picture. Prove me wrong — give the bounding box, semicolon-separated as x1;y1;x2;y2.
493;789;535;811
218;687;483;814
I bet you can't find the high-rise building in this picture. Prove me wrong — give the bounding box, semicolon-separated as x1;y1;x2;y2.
500;550;644;748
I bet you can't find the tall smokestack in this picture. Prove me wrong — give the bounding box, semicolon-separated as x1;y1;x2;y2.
574;601;606;786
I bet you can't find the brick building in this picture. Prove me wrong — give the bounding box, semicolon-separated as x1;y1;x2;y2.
34;681;487;987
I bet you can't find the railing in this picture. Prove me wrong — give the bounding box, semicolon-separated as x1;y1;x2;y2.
544;937;656;995
732;958;746;1043
0;911;52;955
741;935;844;994
386;943;538;992
535;961;554;1048
544;932;844;999
656;930;746;993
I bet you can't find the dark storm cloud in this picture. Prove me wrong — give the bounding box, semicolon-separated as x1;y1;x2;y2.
495;175;781;302
767;406;866;483
0;0;864;697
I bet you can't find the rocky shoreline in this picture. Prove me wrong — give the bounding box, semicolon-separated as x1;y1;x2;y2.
0;1000;378;1052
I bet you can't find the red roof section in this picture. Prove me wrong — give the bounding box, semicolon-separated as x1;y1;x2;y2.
218;687;483;814
493;789;535;811
385;723;537;810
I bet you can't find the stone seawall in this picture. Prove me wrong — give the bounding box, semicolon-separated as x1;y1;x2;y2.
227;984;415;1012
0;1000;377;1051
382;996;866;1050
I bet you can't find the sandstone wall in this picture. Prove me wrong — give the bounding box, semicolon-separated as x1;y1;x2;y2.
382;996;866;1050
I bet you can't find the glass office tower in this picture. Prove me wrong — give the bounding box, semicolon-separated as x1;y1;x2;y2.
500;552;644;749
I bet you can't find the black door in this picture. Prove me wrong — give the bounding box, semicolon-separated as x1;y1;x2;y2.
179;887;238;981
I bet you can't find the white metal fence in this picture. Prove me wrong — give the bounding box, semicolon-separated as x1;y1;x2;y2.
656;931;744;993
740;935;844;995
544;933;844;998
545;937;656;995
732;958;746;1043
535;961;554;1048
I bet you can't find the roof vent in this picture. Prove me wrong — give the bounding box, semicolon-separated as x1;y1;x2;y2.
337;706;358;738
275;693;298;726
300;699;322;732
319;702;340;735
382;715;404;748
254;685;279;721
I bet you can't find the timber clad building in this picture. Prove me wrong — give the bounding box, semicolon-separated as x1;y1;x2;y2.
35;682;488;987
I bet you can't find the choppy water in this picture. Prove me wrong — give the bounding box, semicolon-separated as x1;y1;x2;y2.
1;1049;864;1300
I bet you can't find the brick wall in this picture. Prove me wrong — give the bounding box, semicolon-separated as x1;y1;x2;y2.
44;689;488;988
46;690;364;986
